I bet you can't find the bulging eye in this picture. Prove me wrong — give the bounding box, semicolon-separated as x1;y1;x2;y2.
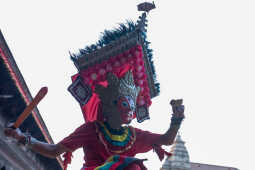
121;101;128;108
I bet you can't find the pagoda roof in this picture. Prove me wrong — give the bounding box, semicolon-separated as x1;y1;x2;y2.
0;30;63;170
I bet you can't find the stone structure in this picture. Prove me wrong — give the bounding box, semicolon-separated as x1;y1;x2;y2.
161;134;191;170
190;163;239;170
0;30;63;170
161;134;238;170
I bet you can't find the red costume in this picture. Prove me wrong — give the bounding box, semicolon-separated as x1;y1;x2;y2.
59;121;170;170
62;6;174;169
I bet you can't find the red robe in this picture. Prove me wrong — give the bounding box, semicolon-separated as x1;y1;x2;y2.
59;121;170;169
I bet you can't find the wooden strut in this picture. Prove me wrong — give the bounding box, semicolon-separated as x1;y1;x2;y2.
13;87;48;129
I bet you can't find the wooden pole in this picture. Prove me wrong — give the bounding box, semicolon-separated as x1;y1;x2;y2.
13;87;48;129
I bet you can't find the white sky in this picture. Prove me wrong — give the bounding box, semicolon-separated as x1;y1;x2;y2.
1;1;255;170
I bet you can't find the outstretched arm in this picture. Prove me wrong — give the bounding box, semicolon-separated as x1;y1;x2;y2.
157;99;185;146
22;139;69;158
4;124;69;158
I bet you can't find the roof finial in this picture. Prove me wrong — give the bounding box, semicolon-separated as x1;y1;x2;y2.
136;2;156;31
137;1;156;13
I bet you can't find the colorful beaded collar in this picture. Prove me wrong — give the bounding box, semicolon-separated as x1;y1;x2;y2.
96;121;136;154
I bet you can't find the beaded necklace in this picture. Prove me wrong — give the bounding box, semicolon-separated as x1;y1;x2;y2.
96;121;136;154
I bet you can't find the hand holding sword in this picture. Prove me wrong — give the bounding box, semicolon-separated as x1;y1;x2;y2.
4;87;48;142
4;87;69;159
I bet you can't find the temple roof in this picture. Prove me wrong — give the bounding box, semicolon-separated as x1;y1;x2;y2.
190;162;239;170
0;30;63;170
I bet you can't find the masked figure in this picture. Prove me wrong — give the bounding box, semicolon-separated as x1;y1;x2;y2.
57;70;184;170
4;5;185;170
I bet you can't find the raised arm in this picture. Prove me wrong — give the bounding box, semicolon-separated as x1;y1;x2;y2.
4;124;69;158
157;99;185;146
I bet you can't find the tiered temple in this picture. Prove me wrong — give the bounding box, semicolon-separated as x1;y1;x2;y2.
161;134;239;170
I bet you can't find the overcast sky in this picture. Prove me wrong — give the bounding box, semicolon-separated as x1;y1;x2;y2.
1;1;255;170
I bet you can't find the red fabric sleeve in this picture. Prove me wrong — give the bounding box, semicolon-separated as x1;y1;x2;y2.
58;122;96;152
134;128;161;153
134;128;171;161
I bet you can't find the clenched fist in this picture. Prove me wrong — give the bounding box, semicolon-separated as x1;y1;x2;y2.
4;122;25;142
170;99;185;126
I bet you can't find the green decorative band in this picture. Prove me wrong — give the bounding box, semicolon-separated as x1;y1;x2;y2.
97;122;132;147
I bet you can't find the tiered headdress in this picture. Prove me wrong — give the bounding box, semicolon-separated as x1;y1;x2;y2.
68;2;158;123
